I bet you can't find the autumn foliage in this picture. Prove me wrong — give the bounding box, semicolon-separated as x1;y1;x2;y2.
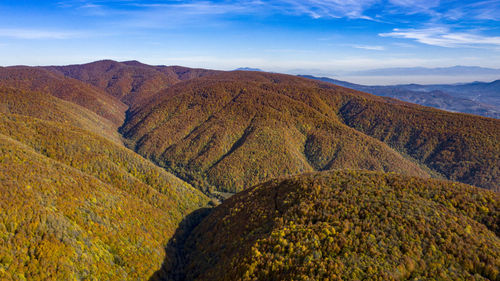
0;93;208;279
120;71;499;193
0;61;498;280
177;170;500;281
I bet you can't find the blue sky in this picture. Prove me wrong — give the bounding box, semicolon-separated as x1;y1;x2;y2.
0;0;499;83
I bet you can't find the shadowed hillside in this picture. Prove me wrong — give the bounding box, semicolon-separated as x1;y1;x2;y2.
0;113;209;280
338;95;500;191
164;170;499;281
120;71;499;193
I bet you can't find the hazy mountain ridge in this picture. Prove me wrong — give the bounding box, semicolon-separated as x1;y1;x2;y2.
398;80;500;108
234;67;264;72
300;75;500;119
349;66;500;76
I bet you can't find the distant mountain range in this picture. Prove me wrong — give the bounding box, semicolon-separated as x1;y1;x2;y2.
234;67;264;72
349;66;500;76
299;75;500;119
398;80;500;108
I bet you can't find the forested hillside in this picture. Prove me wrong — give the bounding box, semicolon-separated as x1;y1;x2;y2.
0;86;122;143
0;61;498;281
0;66;127;127
120;71;432;194
167;170;500;281
0;82;209;280
339;95;500;191
119;71;499;193
45;60;221;107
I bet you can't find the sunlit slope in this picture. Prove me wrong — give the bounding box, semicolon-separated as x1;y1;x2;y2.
45;60;222;106
0;113;209;280
0;86;122;143
175;170;500;281
120;72;431;194
0;66;127;126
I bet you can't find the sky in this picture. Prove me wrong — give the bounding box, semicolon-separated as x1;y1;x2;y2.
0;0;499;84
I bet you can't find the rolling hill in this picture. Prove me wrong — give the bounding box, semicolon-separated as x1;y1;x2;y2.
160;170;500;281
120;71;499;193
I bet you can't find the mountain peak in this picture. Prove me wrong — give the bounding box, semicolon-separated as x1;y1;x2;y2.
234;67;264;72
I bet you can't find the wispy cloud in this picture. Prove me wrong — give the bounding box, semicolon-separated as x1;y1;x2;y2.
387;0;439;14
352;45;385;51
392;42;416;48
54;0;500;24
0;28;83;39
380;27;500;48
55;0;500;25
132;1;257;15
60;0;380;20
274;0;378;19
443;0;500;21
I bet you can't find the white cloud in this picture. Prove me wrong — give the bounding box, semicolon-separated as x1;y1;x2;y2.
379;27;500;48
0;28;83;39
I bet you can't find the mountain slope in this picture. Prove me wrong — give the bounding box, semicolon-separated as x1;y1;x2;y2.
121;71;431;195
121;71;499;192
45;60;222;107
165;170;500;281
0;86;122;143
0;113;209;280
0;66;127;127
299;75;500;119
339;94;500;191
